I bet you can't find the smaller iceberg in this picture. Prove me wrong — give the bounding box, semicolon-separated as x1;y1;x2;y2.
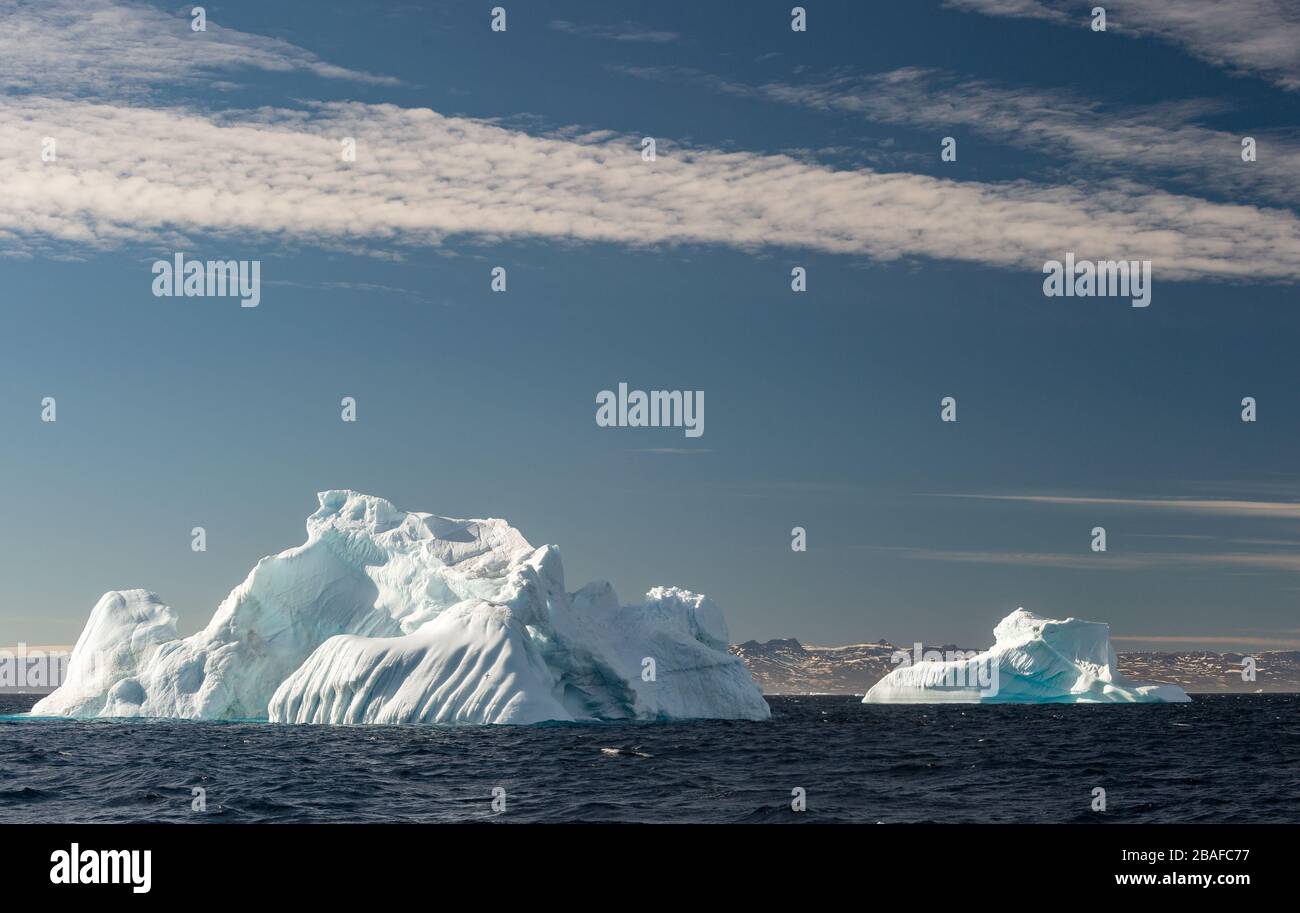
863;608;1190;704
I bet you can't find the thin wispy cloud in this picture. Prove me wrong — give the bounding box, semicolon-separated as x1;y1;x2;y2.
1130;533;1300;548
947;0;1070;22
626;448;714;455
1111;633;1300;649
881;546;1300;573
904;492;1300;578
262;279;443;306
882;546;1155;570
947;0;1300;90
722;67;1300;209
931;493;1300;519
622;64;1300;209
0;0;399;93
549;19;680;44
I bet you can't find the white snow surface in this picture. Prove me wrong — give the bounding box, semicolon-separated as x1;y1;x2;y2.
33;491;770;724
863;608;1191;704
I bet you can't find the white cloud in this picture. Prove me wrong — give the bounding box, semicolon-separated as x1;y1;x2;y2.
642;65;1300;209
947;0;1300;90
0;0;398;93
6;95;1300;279
3;0;1299;283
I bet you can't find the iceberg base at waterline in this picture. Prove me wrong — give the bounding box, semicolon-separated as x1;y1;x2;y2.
32;491;771;725
863;608;1191;704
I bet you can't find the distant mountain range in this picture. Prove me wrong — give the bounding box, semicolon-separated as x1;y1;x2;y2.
730;638;1300;695
7;639;1298;697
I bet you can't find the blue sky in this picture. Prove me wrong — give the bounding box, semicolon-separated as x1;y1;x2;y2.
2;0;1300;651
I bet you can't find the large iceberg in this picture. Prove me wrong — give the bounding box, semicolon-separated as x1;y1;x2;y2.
33;491;770;724
863;608;1190;704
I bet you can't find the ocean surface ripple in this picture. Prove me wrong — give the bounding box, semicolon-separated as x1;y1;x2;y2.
2;694;1296;823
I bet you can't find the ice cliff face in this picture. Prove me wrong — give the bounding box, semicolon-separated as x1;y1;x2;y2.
863;608;1191;704
32;491;770;724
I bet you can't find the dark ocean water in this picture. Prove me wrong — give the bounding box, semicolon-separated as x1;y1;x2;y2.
2;693;1297;823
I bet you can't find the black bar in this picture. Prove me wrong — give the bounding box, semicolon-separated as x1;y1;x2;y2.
1;823;1280;897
